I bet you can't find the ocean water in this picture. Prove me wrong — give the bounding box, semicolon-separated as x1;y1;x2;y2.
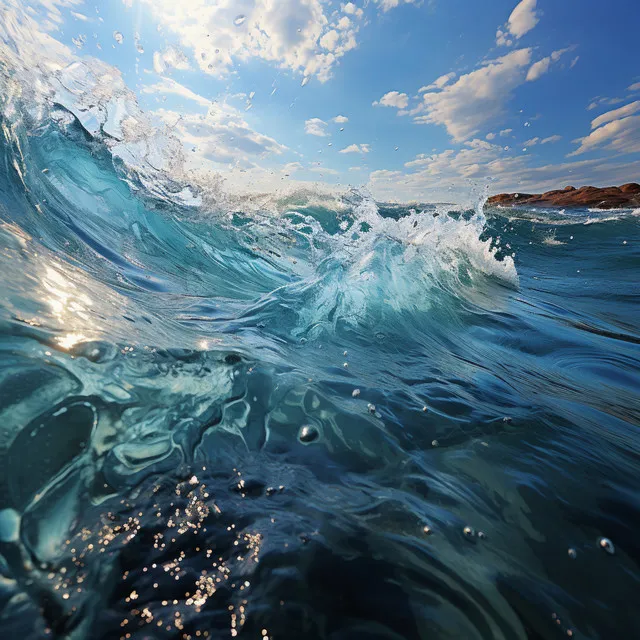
1;53;640;640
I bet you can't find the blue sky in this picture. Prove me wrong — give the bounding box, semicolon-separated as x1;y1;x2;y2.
8;0;640;202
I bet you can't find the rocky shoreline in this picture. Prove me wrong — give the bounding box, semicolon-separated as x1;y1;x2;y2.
487;183;640;209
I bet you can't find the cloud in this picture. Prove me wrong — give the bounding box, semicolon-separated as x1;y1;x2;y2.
524;135;560;147
339;143;371;154
142;78;211;107
412;48;532;141
153;46;190;74
526;48;569;81
342;2;364;18
570;104;640;156
283;162;303;174
153;105;287;167
587;96;625;111
140;0;363;83
419;72;456;92
500;129;513;136
368;138;640;202
373;91;409;109
570;56;580;68
373;0;421;12
590;101;640;129
333;115;349;123
496;0;540;46
305;117;329;137
629;82;640;92
486;132;496;140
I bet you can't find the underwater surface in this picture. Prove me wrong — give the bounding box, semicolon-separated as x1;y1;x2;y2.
1;29;640;640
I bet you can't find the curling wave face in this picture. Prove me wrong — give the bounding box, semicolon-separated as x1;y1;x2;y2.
1;19;640;640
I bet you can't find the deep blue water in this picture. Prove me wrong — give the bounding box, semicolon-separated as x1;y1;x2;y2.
0;106;639;639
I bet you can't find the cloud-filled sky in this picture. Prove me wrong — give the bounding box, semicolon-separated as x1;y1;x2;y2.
6;0;640;202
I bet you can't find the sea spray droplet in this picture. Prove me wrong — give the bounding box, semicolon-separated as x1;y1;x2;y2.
352;389;361;397
234;15;246;26
298;425;319;444
568;548;577;559
463;526;475;538
423;525;433;535
598;537;615;554
113;31;124;44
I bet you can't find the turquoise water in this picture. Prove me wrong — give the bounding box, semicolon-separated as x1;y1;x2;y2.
1;104;639;638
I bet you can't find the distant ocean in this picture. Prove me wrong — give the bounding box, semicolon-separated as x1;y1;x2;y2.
1;43;639;640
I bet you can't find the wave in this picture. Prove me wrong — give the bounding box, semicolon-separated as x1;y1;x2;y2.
1;5;640;640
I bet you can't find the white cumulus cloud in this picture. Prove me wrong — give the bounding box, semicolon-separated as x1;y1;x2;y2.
305;117;329;137
340;143;370;154
526;48;570;81
141;0;363;83
496;0;540;46
570;104;640;156
413;49;532;142
419;72;456;92
373;91;409;109
373;0;421;12
333;115;349;123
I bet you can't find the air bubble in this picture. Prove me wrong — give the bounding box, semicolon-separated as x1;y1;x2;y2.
598;537;615;554
298;425;319;444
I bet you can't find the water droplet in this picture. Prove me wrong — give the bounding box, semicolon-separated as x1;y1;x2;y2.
301;76;310;87
352;389;361;397
570;235;574;240
423;525;433;535
477;531;487;539
524;121;531;127
234;15;246;26
502;416;513;424
343;362;348;368
394;146;399;151
568;548;577;559
623;240;627;245
431;440;439;447
463;526;475;538
298;424;319;444
598;537;615;554
343;350;348;356
113;31;124;44
422;405;428;412
367;403;376;414
339;127;344;131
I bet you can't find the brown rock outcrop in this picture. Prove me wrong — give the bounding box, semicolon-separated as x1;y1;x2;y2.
487;184;640;209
